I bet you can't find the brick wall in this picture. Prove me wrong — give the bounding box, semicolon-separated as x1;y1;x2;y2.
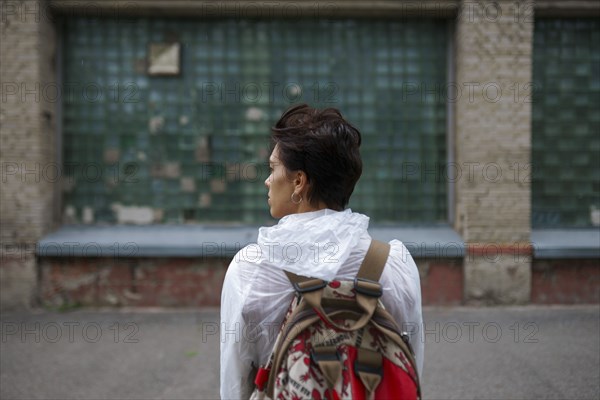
38;257;463;308
419;258;464;305
39;257;228;308
532;259;600;304
454;0;534;304
1;0;57;309
36;255;600;308
2;0;598;310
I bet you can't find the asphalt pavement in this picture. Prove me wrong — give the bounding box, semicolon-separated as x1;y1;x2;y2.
1;305;599;400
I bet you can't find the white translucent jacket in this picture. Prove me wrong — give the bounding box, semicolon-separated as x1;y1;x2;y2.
220;209;424;400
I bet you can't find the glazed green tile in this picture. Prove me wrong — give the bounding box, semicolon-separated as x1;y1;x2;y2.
63;17;448;224
532;19;600;227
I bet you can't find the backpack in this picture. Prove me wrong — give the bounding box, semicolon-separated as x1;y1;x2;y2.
251;240;421;400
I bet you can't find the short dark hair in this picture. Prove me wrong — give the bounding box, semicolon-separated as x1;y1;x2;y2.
271;104;362;211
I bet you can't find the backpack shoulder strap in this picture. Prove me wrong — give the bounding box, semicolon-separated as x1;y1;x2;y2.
284;239;391;285
284;269;310;287
356;239;391;282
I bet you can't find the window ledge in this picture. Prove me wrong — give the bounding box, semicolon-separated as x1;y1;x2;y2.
532;229;600;259
36;225;259;258
370;226;464;258
36;225;465;258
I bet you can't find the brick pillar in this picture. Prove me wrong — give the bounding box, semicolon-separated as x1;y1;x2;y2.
0;1;57;309
454;0;533;304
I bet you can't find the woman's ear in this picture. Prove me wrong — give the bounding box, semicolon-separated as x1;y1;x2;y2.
294;170;309;193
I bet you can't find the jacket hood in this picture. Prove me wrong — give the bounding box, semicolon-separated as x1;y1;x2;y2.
256;208;369;281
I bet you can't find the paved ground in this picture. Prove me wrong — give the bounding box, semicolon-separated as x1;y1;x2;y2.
1;305;598;400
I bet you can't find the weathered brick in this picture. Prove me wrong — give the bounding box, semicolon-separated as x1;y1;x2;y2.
454;0;534;303
418;259;464;305
1;1;58;309
0;252;37;310
40;258;98;306
532;259;600;304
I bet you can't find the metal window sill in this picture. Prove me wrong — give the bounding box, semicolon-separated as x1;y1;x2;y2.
531;229;600;259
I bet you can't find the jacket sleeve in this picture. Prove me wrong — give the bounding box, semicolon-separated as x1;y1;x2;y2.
220;249;296;400
220;254;257;400
379;240;425;378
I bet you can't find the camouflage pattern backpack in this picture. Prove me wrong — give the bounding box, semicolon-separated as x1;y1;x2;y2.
251;240;421;400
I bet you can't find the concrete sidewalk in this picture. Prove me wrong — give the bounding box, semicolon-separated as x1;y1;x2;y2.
1;306;598;400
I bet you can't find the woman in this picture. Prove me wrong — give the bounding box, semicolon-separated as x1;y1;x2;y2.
220;104;423;399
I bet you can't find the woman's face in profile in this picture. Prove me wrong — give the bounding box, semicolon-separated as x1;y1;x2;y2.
265;145;296;219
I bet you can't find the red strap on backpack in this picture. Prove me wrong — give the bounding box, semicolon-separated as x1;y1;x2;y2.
254;367;270;391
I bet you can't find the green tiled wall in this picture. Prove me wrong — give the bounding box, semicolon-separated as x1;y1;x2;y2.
63;18;448;224
532;19;600;228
